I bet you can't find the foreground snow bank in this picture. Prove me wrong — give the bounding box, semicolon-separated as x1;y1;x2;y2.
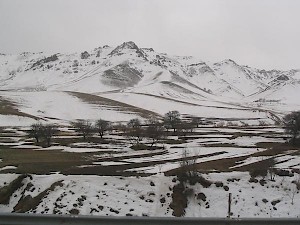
0;172;299;218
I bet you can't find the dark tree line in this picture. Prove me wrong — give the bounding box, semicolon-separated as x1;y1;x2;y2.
68;111;195;148
66;111;300;147
28;111;202;148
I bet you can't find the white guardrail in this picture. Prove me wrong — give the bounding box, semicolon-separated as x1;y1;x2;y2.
0;214;300;225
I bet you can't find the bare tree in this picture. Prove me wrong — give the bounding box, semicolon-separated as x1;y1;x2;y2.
268;167;276;181
28;123;43;143
177;121;194;136
126;118;144;144
179;148;197;181
145;117;164;147
95;119;110;139
285;175;300;205
71;120;93;140
288;184;298;205
164;110;181;133
283;111;300;145
42;124;57;147
191;117;201;128
28;123;57;147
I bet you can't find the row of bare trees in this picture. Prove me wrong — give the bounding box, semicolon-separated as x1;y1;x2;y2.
126;117;164;147
68;110;300;146
27;111;202;148
28;119;111;147
27;110;300;149
70;116;166;147
68;110;195;142
71;119;110;140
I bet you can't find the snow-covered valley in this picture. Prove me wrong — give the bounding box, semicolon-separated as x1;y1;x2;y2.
0;41;300;218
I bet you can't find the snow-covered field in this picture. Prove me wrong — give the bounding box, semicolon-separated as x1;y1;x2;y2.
0;91;145;125
0;123;299;217
100;92;269;121
0;115;36;127
0;87;299;218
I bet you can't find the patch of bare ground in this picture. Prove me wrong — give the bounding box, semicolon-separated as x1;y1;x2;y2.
201;143;253;148
166;156;248;175
66;151;226;176
94;150;168;162
54;130;76;137
169;142;299;174
0;149;98;174
0;137;19;143
0;174;32;204
229;132;261;139
132;92;250;111
235;158;276;172
67;91;160;119
162;139;187;144
169;182;187;217
290;150;300;156
253;143;300;157
0;96;40;120
0;128;22;135
13;180;64;213
52;136;121;147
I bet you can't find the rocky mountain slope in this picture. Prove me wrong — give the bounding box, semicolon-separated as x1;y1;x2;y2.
0;41;299;110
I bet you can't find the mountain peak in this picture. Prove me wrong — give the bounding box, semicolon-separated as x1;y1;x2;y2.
222;59;238;65
213;59;240;68
121;41;139;49
108;41;148;60
109;41;139;56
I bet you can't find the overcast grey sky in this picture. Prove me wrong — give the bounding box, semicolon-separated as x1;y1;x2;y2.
0;0;299;70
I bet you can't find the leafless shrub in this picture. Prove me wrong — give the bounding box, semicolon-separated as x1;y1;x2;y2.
95;119;111;139
164;110;181;133
283;111;300;145
126;118;144;145
71;119;93;140
145;117;164;147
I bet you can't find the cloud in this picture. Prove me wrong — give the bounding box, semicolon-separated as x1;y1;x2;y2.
0;0;299;70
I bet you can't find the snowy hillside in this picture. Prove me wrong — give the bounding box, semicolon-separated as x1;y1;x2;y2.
0;41;299;108
0;40;299;130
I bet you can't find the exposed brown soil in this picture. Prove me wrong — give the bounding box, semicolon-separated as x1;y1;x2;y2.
0;174;32;205
66;151;226;176
13;180;63;213
169;182;187;217
67;91;161;119
0;148;96;175
0;96;40;120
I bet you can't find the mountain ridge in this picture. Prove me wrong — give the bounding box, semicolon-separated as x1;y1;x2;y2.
0;41;299;108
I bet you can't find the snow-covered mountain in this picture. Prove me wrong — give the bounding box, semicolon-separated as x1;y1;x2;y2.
0;41;299;107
